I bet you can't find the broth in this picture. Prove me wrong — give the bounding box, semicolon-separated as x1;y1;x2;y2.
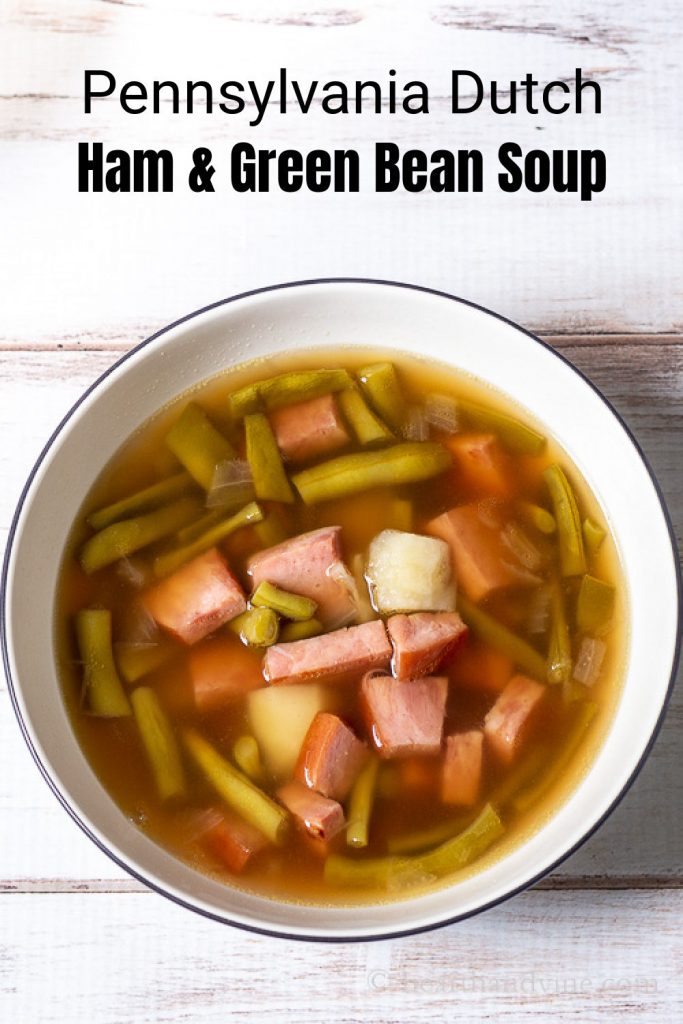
56;348;626;904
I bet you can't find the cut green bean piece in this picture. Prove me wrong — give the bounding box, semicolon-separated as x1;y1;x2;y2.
457;594;547;680
346;758;379;849
458;400;546;456
87;472;194;531
80;496;200;574
251;580;317;621
292;442;451;505
76;610;131;717
544;464;586;577
254;513;289;549
583;517;606;554
153;501;263;577
245;413;295;503
115;643;171;684
174;509;224;546
230;369;354;417
387;814;473;856
339;387;394;446
513;702;597;812
488;746;550;808
229;607;280;647
279;618;325;643
183;728;289;844
232;735;265;782
165;403;236;490
131;687;186;801
518;501;556;535
326;804;504;889
357;362;405;432
547;580;572;686
576;574;615;635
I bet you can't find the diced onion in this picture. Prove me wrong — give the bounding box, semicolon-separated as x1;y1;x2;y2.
423;393;459;434
527;586;551;635
501;522;543;572
206;460;255;509
115;557;148;588
403;406;429;441
573;637;606;686
325;561;362;630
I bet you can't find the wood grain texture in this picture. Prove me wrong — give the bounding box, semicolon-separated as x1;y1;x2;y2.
0;891;680;1022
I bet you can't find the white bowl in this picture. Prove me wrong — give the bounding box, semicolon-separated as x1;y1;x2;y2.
2;280;680;940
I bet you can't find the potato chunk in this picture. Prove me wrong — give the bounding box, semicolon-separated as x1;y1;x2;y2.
366;529;455;614
248;683;334;778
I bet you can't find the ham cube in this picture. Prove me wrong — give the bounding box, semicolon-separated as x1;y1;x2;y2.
441;731;484;806
426;503;533;602
247;526;356;627
484;674;546;765
270;394;350;464
450;640;514;695
387;611;468;680
264;620;391;685
295;712;368;800
360;674;448;758
196;808;268;873
446;433;511;499
188;637;264;712
277;780;345;839
143;548;246;645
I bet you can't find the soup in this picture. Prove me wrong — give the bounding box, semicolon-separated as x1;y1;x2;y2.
56;349;625;903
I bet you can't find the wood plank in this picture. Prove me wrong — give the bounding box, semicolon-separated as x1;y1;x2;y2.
0;890;680;1021
1;1;682;339
0;341;680;884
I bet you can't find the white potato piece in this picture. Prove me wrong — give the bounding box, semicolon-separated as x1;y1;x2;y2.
366;529;456;614
248;683;334;778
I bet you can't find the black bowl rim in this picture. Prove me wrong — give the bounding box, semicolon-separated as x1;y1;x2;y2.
1;277;681;943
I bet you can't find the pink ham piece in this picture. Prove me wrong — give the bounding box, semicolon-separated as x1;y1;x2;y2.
484;674;546;765
295;712;368;801
270;393;350;464
188;637;264;712
277;780;345;839
246;525;357;627
441;730;484;806
360;674;448;758
264;619;391;685
426;502;534;602
387;611;468;681
195;808;269;874
143;547;246;645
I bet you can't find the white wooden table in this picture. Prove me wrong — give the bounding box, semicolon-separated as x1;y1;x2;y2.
2;2;681;1020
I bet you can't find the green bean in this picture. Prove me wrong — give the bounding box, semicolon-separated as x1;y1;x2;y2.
457;594;547;680
80;496;200;574
346;758;379;849
87;472;194;531
115;643;171;684
576;574;615;635
279;618;325;642
547;580;572;686
76;610;131;717
230;369;354;417
229;607;280;647
253;513;289;549
583;517;606;555
232;735;265;782
165;403;236;490
543;464;586;577
458;399;546;456
245;413;295;503
153;501;263;577
183;728;289;844
251;580;317;621
326;804;504;888
513;702;597;812
131;687;186;801
518;501;556;535
387;814;473;855
488;746;550;808
174;509;224;546
292;442;451;505
339;387;394;446
357;362;405;432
